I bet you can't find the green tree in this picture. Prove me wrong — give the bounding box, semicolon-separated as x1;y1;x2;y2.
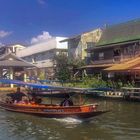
57;67;70;82
68;58;85;68
54;54;71;82
38;71;45;80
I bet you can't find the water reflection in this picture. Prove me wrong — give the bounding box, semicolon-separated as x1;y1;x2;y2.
0;98;140;140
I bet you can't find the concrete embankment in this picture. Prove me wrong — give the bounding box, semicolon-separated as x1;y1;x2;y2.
0;87;16;92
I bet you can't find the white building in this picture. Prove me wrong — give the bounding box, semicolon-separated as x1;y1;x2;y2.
0;44;26;56
16;37;68;79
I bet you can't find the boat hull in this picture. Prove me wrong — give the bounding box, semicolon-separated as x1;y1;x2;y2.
0;101;108;119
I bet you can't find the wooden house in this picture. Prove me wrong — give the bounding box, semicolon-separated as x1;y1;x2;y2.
85;19;140;83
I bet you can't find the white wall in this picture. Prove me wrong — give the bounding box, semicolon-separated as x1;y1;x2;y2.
17;37;67;58
16;37;68;68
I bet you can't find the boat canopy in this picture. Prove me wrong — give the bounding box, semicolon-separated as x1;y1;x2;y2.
0;79;113;91
0;79;63;89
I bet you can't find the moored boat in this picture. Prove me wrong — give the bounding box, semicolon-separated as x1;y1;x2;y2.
122;87;140;101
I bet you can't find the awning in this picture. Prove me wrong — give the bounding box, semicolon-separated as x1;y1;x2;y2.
80;64;114;69
104;56;140;71
131;66;140;71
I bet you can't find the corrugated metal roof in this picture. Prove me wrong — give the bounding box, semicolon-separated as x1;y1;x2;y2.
87;40;139;51
80;64;114;69
104;56;140;71
96;19;140;47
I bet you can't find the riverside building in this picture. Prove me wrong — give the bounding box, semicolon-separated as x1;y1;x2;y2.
16;37;68;80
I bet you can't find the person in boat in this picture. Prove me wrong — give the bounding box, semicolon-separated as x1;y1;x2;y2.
29;89;42;104
18;96;30;104
7;87;26;103
29;95;42;104
34;97;42;104
60;94;73;106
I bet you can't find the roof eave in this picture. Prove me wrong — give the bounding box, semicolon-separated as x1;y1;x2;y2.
91;39;140;50
60;35;81;43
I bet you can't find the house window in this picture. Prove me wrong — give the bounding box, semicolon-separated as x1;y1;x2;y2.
99;52;104;60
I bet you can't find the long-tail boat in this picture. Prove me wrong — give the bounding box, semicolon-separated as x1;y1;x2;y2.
0;79;109;119
0;101;108;119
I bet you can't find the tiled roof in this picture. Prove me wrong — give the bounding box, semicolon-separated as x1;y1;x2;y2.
0;53;35;67
0;60;34;67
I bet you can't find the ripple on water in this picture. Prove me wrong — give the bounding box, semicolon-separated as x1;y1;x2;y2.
53;117;83;129
54;117;82;124
0;99;140;140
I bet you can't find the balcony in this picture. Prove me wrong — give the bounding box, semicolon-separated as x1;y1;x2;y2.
89;54;140;65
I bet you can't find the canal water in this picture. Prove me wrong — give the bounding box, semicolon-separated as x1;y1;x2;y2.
0;98;140;140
